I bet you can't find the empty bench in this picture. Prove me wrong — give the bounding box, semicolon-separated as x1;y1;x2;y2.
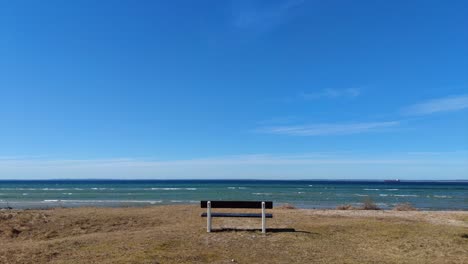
201;201;273;233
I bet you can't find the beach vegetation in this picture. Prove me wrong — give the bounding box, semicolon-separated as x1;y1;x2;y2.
361;198;380;210
336;204;356;210
276;203;296;209
393;203;417;211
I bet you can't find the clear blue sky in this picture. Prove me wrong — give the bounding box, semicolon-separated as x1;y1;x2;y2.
1;0;467;179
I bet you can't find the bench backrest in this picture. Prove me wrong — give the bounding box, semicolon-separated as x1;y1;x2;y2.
200;201;273;209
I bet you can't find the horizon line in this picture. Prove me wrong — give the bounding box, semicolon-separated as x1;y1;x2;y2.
0;178;466;182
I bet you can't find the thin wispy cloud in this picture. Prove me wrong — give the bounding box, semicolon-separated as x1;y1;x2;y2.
299;88;361;100
257;121;399;136
1;152;466;179
0;154;454;167
402;94;468;115
406;150;468;156
232;0;304;32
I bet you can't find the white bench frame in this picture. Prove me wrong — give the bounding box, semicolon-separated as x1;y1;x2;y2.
206;201;267;233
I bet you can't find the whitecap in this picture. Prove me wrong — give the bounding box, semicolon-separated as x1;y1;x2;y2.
53;199;162;204
151;187;194;191
1;188;36;191
364;189;379;191
156;187;197;190
393;194;417;197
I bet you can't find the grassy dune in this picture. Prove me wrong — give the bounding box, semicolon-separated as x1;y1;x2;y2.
1;205;467;263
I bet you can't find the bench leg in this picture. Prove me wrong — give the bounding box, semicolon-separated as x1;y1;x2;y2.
261;201;266;233
207;201;212;232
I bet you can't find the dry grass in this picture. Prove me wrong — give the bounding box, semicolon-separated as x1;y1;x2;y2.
361;198;381;210
336;198;380;210
275;203;296;209
336;204;356;210
393;203;418;211
0;206;467;264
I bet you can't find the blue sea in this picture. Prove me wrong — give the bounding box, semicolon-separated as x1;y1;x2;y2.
0;180;466;210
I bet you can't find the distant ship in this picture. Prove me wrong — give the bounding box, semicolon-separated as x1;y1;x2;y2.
384;179;401;183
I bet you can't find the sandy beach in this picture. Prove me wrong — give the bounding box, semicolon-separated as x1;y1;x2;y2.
1;205;467;263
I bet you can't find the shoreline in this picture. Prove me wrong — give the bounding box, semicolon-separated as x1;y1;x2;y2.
2;201;468;211
2;204;467;226
2;206;467;229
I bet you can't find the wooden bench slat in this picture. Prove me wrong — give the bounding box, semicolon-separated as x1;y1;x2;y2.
200;201;273;209
201;212;273;218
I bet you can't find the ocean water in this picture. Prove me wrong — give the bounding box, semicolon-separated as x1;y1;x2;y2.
0;180;466;210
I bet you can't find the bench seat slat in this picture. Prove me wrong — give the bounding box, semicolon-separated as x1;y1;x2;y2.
201;212;273;218
201;201;273;209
